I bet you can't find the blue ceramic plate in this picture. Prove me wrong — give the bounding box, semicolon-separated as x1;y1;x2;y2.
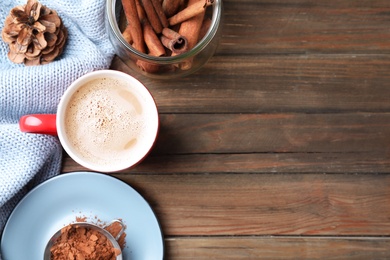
1;171;164;260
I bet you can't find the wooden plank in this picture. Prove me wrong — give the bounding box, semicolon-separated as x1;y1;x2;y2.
62;151;390;174
109;173;390;236
112;55;390;113
62;112;390;173
220;0;390;54
152;113;390;154
165;236;390;259
62;112;390;155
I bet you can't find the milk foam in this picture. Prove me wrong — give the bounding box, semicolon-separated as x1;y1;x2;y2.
65;77;150;169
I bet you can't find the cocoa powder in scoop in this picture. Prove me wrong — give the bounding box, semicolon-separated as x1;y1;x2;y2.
50;221;125;260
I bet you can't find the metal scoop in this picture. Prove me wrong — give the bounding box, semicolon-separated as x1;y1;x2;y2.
44;219;125;260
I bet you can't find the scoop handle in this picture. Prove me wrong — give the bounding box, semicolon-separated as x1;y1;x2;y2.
19;114;58;136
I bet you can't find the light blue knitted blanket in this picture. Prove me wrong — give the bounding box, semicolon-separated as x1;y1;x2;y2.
0;0;115;237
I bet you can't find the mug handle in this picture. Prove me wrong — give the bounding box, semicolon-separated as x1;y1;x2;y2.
19;114;57;136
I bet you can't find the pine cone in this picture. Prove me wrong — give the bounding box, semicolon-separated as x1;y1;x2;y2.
1;0;67;66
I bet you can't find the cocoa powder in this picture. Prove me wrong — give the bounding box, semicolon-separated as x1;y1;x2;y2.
50;221;126;260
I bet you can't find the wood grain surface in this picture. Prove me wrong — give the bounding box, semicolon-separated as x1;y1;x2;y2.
63;0;390;258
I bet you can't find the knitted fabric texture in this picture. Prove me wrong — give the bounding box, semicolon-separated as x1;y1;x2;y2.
0;0;115;239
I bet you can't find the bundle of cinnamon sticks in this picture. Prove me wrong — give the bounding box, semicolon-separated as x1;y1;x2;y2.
121;0;214;73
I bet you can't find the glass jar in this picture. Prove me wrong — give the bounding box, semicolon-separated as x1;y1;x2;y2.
106;0;223;79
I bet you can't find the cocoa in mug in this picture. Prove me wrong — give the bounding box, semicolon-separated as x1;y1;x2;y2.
20;70;159;172
65;77;145;168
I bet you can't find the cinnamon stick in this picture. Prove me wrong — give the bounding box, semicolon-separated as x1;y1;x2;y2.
151;0;169;28
136;59;161;73
143;20;166;56
121;0;215;73
198;17;212;41
121;0;145;53
137;0;165;56
160;27;188;54
137;59;176;73
136;0;146;20
174;0;207;69
168;0;214;26
135;0;165;72
141;0;163;33
162;0;181;18
122;25;133;44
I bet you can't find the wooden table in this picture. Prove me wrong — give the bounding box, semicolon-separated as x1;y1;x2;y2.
63;0;390;258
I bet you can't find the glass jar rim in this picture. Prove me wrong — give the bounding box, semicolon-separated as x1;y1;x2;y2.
106;0;222;64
